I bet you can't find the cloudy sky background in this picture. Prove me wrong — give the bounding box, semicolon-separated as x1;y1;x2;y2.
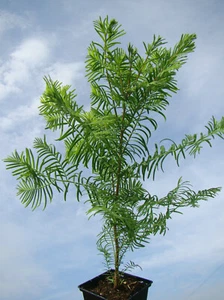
0;0;224;300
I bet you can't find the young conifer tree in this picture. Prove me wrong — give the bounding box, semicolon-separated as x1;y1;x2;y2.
4;17;224;288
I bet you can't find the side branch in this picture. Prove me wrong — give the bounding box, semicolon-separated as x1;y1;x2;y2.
140;117;224;179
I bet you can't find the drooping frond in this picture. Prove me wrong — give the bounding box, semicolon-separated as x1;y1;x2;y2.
137;178;221;237
4;149;57;210
4;137;78;209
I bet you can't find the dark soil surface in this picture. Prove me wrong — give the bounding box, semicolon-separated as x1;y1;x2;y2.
87;272;147;300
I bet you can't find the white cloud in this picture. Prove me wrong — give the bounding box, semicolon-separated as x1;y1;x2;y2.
0;81;20;100
0;38;50;102
45;62;84;85
11;39;50;67
0;98;40;131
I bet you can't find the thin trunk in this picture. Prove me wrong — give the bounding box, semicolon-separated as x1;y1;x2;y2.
113;224;119;289
113;104;126;289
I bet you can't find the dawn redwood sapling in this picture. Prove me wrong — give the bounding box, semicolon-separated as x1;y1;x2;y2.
4;16;224;290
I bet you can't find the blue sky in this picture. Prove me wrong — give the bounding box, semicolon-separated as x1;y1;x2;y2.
0;0;224;300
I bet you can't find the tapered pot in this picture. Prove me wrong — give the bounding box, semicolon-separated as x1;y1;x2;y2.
78;269;153;300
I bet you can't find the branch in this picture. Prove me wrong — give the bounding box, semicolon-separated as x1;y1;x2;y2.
140;116;224;179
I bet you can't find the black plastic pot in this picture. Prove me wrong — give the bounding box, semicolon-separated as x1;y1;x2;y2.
78;269;153;300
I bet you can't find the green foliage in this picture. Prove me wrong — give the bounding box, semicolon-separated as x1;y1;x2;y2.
4;136;78;209
3;16;223;288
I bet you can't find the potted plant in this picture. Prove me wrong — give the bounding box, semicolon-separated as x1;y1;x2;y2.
4;16;224;300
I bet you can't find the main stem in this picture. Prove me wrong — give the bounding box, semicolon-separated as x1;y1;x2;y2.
113;104;126;289
113;224;119;289
113;160;121;289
